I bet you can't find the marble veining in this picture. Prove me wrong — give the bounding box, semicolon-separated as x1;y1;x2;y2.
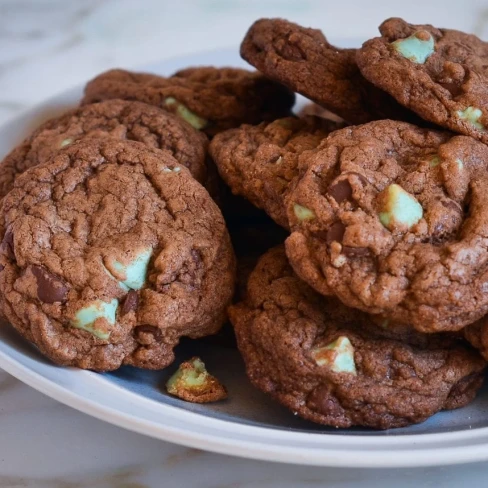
1;1;488;486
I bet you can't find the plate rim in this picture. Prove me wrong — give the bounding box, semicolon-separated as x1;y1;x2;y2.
1;47;488;468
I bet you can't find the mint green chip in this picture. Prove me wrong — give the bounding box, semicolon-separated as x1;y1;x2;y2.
429;155;441;168
60;138;73;148
378;184;423;231
167;357;208;392
456;107;484;130
293;203;315;221
164;97;208;130
392;31;435;64
71;299;118;340
311;336;357;374
112;248;152;291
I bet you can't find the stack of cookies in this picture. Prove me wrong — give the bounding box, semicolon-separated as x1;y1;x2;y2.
214;17;488;429
1;16;488;430
0;69;294;372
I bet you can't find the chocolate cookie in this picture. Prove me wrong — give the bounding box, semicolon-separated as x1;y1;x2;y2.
0;99;208;198
0;139;235;371
240;18;417;124
209;116;341;228
82;67;295;136
286;120;488;332
357;18;488;143
229;246;485;429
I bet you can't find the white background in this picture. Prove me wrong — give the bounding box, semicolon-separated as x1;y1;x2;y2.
1;0;488;486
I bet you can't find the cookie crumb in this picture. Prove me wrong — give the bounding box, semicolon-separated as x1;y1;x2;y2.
166;357;227;403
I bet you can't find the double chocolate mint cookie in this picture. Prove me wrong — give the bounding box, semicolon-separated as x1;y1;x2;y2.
230;246;485;429
286;120;488;332
0;139;235;371
357;18;488;143
0;99;208;198
210;116;341;228
82;67;295;136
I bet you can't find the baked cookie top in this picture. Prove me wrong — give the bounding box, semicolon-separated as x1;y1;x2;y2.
230;246;485;429
0;99;209;198
0;138;235;371
240;18;417;124
286;120;488;332
82;67;295;136
210;116;341;228
357;18;488;143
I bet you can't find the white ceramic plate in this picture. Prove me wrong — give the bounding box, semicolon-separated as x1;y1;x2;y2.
1;48;488;469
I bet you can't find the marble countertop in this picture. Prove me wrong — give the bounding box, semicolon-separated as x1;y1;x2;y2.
2;0;488;486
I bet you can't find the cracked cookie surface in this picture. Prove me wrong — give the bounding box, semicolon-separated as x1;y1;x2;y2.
286;120;488;332
357;18;488;143
0;138;235;371
230;246;485;429
0;99;208;198
82;67;295;136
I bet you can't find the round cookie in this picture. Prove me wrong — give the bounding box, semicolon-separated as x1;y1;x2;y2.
209;116;342;228
229;246;485;429
0;100;208;198
82;67;295;136
240;18;418;124
0;138;235;371
286;120;488;332
357;18;488;143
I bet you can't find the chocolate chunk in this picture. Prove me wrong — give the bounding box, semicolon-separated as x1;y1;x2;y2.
342;246;370;257
328;179;353;203
306;385;345;417
30;265;68;303
326;222;346;244
1;229;15;260
438;82;463;98
121;290;139;315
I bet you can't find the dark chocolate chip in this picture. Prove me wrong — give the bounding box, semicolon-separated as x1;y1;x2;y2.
121;290;139;315
326;222;346;244
1;229;15;260
328;179;353;203
30;265;68;303
0;264;4;272
342;246;370;257
438;82;463;98
307;385;345;417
